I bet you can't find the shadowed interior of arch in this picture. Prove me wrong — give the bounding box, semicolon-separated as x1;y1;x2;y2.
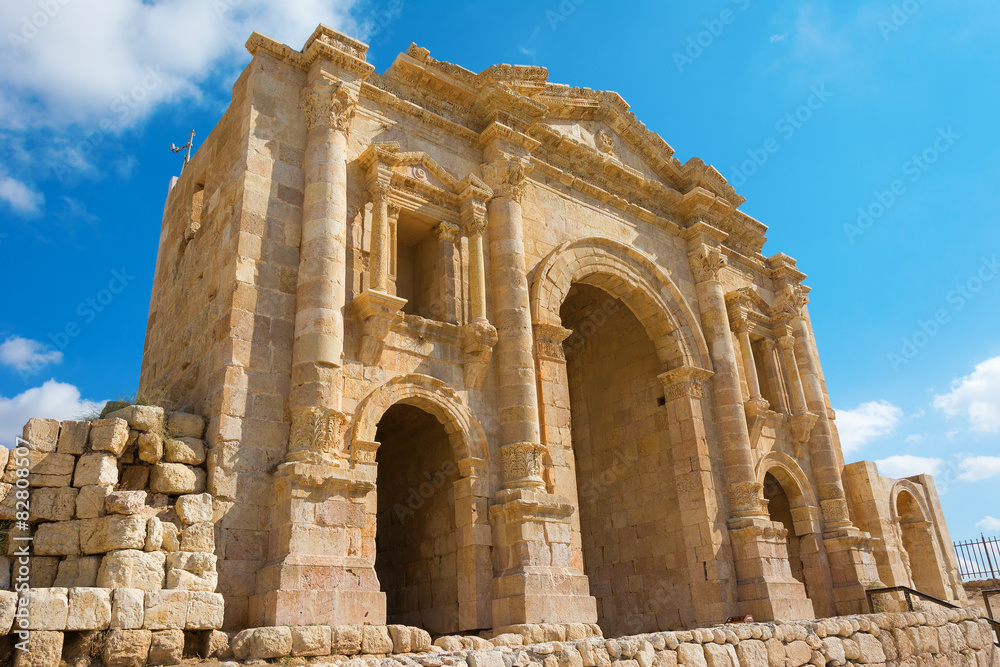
561;282;690;635
895;489;947;598
374;403;461;635
763;473;807;588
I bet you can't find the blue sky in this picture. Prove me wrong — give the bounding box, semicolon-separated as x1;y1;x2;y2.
1;0;998;543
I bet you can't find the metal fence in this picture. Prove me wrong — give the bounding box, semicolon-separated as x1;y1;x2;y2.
954;534;1000;581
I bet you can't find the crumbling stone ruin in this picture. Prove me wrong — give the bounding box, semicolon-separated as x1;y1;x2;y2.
0;24;989;667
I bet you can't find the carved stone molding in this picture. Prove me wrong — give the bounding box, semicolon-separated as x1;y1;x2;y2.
351;439;380;465
461;202;488;236
595;129;615;154
658;365;714;402
820;498;853;528
433;221;460;243
534;323;573;362
789;411;819;450
287;406;350;466
300;78;357;133
500;441;547;490
482;157;529;203
688;244;728;283
349;289;406;366
777;282;810;316
462;319;498;389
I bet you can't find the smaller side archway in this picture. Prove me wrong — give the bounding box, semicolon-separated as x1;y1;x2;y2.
891;482;948;599
350;374;492;632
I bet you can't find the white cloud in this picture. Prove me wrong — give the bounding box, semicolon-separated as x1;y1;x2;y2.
957;455;1000;483
933;356;1000;433
875;454;944;479
904;433;922;443
0;0;362;131
0;336;62;373
770;33;789;43
976;516;1000;531
836;400;903;455
0;173;43;213
0;380;104;447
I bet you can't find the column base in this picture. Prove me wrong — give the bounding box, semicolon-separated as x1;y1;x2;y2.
489;488;598;626
729;518;815;622
250;587;386;627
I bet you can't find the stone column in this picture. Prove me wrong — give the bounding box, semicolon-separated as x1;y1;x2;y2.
736;323;764;403
467;224;487;323
778;334;810;417
459;180;497;388
684;223;813;621
760;339;790;414
434;221;461;323
368;182;390;293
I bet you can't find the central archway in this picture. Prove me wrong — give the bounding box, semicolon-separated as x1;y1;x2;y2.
893;485;947;598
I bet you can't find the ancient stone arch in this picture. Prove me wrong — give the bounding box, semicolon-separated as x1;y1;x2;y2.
889;480;933;524
531;236;711;371
349;373;492;631
890;481;949;598
756;452;818;512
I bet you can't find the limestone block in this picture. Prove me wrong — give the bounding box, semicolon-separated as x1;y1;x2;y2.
166;550;217;577
919;625;941;654
842;638;860;661
204;629;230;658
22;418;60;452
53;555;101;587
232;626;293;660
57;420;90;455
144;589;189;630
26;587;68;630
704;644;737;667
138;431;163;463
29;485;78;522
0;483;14;521
89;417;130;456
333;624;363;655
854;634;886;663
107;404;164;432
175;492;213;525
786;641;812;667
66;586;112;630
492;633;524;647
74;452;119;487
34;520;80;556
167;411;205;438
161;522;180;551
822;637;846;664
28;556;59;587
150;463;202;495
186;590;224;629
363;625;393;654
180;522;215;552
13;630;63;667
80;514;147;553
97;549;166;590
655;650;679;667
469;651;507;667
678;644;708;667
104;629;153;667
766;638;787;667
164;437;206;465
120;464;150;491
737;640;768;667
105;490;148;515
18;451;76;478
0;590;17;634
436;636;463;651
111;587;146;629
76;483;111;518
412;627;433;652
292;624;332;656
149;628;185;665
146;516;164;551
0;555;10;589
388;625;411;653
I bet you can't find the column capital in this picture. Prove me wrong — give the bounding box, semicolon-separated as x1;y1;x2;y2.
460;201;488;236
300;77;357;133
433;221;461;242
658;365;714;401
534;323;574;362
777;282;810;317
500;442;547;491
368;180;392;203
287;406;350;466
687;243;729;283
482;156;530;203
778;334;796;351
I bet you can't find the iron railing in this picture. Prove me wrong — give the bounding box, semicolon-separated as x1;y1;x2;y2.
954;534;1000;581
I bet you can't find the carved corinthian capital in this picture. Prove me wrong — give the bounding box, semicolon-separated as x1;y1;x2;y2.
688;244;728;283
778;282;810;316
300;78;357;133
482;157;529;203
287;406;350;466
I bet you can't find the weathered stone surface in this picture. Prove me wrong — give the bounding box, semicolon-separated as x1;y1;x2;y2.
33;520;80;556
333;624;363;655
28;485;78;522
105;489;148;514
468;650;507;667
186;590;225;629
232;625;293;660
120;464;150;490
704;643;738;667
28;555;59;588
74;452;119;487
204;629;230;658
180;521;215;552
22;418;60;452
66;586;112;630
97;549;166;590
0;590;17;634
785;640;812;667
89;417;130;456
736;640;768;667
144;589;190;630
150;462;201;494
363;625;394;654
292;624;333;656
53;556;101;587
388;624;412;653
107;404;165;432
80;514;147;553
176;492;213;524
148;628;185;665
13;630;63;667
167;411;205;438
138;431;164;463
164;437;206;465
161;521;180;551
146;516;164;551
111;587;146;629
166;550;218;591
57;420;90;455
678;643;708;667
104;629;153;667
853;633;886;663
26;587;68;630
412;627;433;652
76;483;111;518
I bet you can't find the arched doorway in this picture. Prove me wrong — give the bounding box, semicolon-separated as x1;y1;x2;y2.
763;473;807;586
895;489;947;598
561;282;688;635
374;403;460;634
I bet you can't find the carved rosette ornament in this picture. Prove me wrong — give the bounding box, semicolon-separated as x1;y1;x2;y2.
482;157;529;203
728;481;765;518
287;406;350;465
658;366;714;402
500;441;546;490
595;129;615;154
462;319;498;389
689;244;729;283
300;79;357;134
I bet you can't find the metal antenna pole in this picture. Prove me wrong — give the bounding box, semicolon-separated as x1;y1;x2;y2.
170;129;196;173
